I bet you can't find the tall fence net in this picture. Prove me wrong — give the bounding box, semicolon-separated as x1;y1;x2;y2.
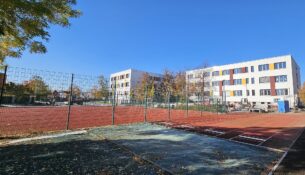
0;66;227;137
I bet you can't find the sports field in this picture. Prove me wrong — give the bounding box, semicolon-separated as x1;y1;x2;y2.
1;106;305;151
1;106;305;174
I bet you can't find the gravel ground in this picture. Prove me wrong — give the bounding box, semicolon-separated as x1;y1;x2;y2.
0;131;165;175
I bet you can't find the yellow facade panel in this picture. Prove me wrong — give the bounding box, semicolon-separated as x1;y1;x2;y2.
270;63;275;70
242;79;246;85
230;91;234;97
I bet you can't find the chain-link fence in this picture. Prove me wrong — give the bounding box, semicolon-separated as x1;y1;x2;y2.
0;66;227;137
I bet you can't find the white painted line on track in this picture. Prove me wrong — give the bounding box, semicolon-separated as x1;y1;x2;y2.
6;130;87;145
268;127;305;175
238;135;266;142
258;132;280;146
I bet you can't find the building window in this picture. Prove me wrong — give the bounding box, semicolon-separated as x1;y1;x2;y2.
233;68;242;74
121;83;124;87
274;62;286;69
251;78;255;84
258;64;269;71
276;89;288;96
222;70;230;75
251;66;254;72
275;75;287;83
205;82;210;87
233;79;242;85
246;78;249;84
212;81;219;86
259;76;270;84
125;82;129;87
120;75;125;79
245;67;249;73
252;90;255;96
212;71;219;76
246;90;250;96
126;74;129;78
260;89;271;96
187;74;194;79
233;90;243;96
204;72;211;77
223;80;230;86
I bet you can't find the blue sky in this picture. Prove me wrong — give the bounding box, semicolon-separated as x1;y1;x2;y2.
6;0;305;82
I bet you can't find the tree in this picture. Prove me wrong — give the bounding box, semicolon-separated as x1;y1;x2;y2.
24;75;50;98
158;70;175;101
98;75;109;98
134;73;150;101
91;75;109;100
173;71;186;102
0;0;81;63
299;82;305;105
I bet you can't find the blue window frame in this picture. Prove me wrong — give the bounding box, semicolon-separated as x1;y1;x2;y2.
276;89;288;96
274;62;286;69
251;78;255;84
222;70;230;75
233;90;243;96
223;80;230;85
212;81;219;86
258;64;269;71
251;66;254;72
233;79;242;85
233;68;242;74
275;75;287;82
212;71;219;76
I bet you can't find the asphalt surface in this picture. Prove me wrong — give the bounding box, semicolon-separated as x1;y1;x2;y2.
274;128;305;175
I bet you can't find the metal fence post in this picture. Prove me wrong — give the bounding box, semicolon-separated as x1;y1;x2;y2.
186;83;189;118
0;65;8;106
112;79;116;125
168;91;171;121
200;94;203;117
66;73;74;130
144;84;148;122
216;99;219;115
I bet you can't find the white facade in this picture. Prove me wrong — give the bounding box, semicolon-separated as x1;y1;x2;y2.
110;69;162;103
186;55;301;108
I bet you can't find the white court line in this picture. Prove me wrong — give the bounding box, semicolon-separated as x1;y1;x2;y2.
258;132;279;146
6;130;87;145
238;135;266;142
268;127;305;175
204;129;225;135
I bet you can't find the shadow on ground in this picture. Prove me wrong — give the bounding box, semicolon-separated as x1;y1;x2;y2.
0;138;165;175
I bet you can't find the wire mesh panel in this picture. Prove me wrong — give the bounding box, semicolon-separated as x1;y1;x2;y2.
69;74;112;129
146;90;170;122
0;67;71;137
113;92;145;125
